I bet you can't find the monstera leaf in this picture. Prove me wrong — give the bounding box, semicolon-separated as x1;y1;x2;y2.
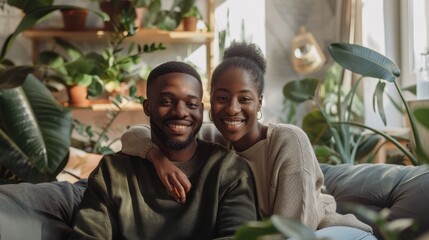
283;78;319;103
0;74;72;183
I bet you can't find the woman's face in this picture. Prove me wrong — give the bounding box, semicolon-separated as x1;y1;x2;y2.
210;68;262;145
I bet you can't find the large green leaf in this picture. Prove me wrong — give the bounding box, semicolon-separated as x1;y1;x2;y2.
233;218;280;240
271;215;317;239
302;110;332;145
234;215;317;240
7;0;54;14
0;74;72;182
313;145;342;164
328;43;400;82
283;78;319;103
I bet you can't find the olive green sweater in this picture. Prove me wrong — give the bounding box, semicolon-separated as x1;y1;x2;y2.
69;140;257;240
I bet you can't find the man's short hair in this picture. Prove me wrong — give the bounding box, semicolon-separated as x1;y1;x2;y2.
147;61;202;89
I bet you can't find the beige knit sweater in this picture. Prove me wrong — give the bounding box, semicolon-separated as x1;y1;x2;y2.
120;123;372;232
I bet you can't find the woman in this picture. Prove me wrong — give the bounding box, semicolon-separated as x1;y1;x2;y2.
121;42;375;239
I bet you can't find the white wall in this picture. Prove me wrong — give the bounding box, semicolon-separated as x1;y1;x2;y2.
264;0;340;123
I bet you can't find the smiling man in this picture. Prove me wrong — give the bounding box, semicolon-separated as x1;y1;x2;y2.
69;61;258;240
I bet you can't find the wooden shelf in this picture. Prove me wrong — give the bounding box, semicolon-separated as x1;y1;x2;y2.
67;101;143;111
23;28;214;44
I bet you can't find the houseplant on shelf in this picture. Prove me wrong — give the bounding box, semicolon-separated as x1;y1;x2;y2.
181;5;202;31
60;8;89;31
146;0;196;31
94;0;161;31
36;32;165;106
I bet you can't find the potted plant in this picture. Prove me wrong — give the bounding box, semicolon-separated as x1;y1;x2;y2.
131;0;155;29
146;0;196;31
98;0;133;31
37;32;165;106
181;5;201;31
60;8;89;31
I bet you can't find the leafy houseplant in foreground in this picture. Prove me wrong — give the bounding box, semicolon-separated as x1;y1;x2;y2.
234;215;322;240
0;2;107;183
234;210;415;240
0;74;72;183
328;43;429;165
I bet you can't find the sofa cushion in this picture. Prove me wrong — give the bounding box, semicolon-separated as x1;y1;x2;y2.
0;180;86;240
321;163;429;239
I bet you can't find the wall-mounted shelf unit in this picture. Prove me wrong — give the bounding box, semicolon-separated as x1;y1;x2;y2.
23;28;215;70
21;0;215;126
23;29;214;43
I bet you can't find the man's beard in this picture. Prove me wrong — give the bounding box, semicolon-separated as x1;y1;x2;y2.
150;117;201;151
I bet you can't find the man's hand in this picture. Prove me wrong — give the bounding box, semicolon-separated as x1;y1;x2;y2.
147;148;192;203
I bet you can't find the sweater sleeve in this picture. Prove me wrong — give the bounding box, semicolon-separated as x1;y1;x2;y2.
121;124;153;159
268;124;372;232
269;124;323;230
69;158;119;240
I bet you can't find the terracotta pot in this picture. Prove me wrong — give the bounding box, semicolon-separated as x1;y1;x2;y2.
68;85;90;107
61;9;88;31
99;0;132;31
182;16;197;31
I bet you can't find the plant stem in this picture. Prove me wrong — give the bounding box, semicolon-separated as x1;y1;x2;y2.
394;82;425;164
336;121;418;165
316;102;349;162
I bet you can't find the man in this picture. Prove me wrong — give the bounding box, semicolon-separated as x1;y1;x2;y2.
69;61;257;240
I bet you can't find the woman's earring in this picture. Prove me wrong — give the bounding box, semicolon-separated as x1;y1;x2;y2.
209;110;213;121
257;110;262;120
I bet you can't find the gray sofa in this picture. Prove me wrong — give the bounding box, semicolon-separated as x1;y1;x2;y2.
321;163;429;239
1;163;428;240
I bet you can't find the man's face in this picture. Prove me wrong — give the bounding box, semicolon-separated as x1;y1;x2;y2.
144;73;203;151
